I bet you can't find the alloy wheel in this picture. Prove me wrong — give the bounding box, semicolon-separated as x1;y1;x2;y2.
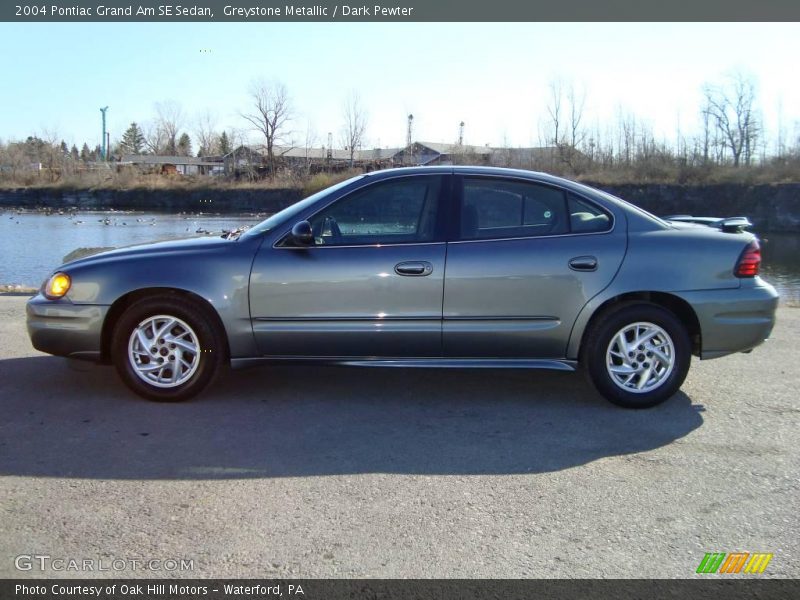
605;321;676;394
127;314;201;388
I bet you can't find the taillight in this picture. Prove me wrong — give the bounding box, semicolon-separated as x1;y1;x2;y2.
734;240;761;277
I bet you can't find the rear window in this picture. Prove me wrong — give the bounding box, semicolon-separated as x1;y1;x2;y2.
568;193;612;233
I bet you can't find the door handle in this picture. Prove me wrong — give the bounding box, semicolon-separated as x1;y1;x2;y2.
568;256;598;272
395;261;433;276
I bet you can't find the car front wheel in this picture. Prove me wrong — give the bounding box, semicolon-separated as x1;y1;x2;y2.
583;303;691;408
111;296;225;402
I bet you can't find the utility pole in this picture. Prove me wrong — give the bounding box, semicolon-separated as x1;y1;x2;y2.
458;121;465;146
99;106;108;161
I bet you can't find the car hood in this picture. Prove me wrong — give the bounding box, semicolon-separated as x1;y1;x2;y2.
61;236;233;270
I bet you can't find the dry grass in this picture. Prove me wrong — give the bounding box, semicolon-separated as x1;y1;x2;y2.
301;170;362;196
2;161;800;192
0;170;307;192
566;161;800;186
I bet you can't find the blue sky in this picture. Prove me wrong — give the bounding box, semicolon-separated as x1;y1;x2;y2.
1;22;799;151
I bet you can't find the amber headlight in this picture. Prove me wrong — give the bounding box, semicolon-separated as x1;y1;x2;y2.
44;272;71;299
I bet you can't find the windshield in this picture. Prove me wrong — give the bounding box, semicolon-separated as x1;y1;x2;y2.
241;176;365;238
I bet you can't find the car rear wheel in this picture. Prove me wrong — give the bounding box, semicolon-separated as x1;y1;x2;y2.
111;295;225;402
583;303;691;408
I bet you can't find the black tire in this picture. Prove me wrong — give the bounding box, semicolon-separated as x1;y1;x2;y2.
111;295;225;402
583;303;691;409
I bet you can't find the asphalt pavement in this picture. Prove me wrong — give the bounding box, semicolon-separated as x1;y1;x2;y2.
0;296;797;578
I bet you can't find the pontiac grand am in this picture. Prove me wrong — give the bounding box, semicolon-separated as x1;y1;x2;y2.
27;167;778;408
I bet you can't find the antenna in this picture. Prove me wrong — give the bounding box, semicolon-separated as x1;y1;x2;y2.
99;106;109;161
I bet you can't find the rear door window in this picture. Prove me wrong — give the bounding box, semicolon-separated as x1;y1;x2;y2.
460;178;569;240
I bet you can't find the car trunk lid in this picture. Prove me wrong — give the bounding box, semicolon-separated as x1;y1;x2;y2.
663;215;753;233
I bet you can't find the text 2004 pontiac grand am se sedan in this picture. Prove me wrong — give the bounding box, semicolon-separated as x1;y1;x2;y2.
27;167;778;408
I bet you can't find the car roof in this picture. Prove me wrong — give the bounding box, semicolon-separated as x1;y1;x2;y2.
365;165;546;177
364;165;584;188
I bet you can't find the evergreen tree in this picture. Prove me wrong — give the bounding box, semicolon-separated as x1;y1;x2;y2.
218;131;231;155
177;132;192;157
120;122;146;155
80;143;91;162
70;145;79;161
59;140;69;156
23;136;47;162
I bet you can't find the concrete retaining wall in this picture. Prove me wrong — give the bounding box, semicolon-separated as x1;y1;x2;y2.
2;182;800;232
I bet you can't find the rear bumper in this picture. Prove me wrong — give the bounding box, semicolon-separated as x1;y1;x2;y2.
675;279;779;359
26;294;109;360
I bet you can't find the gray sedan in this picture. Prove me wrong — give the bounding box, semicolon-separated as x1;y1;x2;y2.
27;167;778;408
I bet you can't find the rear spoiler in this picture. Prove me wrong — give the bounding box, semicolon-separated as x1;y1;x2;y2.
664;215;753;233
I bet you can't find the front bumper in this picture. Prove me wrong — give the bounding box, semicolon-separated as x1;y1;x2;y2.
26;294;109;360
675;278;779;359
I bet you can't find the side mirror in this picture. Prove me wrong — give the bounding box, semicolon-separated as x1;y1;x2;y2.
290;220;314;246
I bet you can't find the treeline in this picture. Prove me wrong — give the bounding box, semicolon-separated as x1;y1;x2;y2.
2;70;800;188
518;71;800;184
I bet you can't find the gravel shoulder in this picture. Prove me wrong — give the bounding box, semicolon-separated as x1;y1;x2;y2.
0;296;797;578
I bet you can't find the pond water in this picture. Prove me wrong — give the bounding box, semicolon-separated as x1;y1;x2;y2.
1;210;266;287
760;232;800;304
1;209;798;304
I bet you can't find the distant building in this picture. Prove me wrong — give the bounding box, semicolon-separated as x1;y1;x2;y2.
130;142;569;179
393;142;494;166
120;155;224;176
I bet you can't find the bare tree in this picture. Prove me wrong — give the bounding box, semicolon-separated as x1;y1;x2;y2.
220;127;249;179
194;110;219;157
240;79;292;177
699;98;713;165
567;83;586;151
564;83;587;169
154;101;184;155
776;98;785;159
544;78;586;170
702;72;760;167
302;122;319;175
616;106;637;166
142;121;167;154
39;129;64;182
0;141;20;182
545;78;563;148
341;91;368;167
